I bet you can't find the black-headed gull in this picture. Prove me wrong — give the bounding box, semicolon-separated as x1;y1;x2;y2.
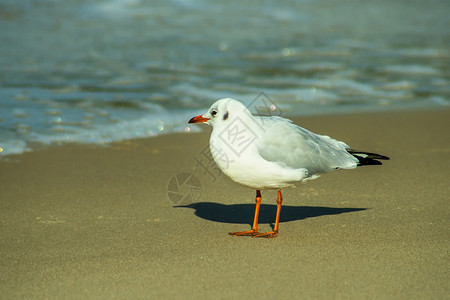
188;98;389;238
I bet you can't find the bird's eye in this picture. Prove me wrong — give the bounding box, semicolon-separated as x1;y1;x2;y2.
211;110;217;117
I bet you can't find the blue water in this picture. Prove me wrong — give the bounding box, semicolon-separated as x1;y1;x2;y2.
0;0;449;155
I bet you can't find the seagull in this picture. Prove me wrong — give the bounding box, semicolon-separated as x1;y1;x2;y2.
188;98;389;238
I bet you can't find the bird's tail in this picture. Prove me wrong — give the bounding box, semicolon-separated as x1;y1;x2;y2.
347;149;390;166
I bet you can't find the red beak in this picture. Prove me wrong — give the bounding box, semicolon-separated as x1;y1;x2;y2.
188;115;210;123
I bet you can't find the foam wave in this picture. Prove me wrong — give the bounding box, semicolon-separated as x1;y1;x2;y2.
0;109;203;156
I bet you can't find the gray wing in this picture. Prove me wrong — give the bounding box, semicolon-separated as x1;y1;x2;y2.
256;116;358;176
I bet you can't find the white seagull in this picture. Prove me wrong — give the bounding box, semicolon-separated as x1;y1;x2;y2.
189;98;389;238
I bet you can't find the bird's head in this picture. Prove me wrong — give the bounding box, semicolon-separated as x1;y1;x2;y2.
188;98;250;128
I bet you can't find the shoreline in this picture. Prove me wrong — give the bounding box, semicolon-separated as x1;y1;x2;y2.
1;107;449;299
1;103;447;158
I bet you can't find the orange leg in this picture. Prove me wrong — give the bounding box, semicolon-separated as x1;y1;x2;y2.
253;189;282;238
229;190;261;236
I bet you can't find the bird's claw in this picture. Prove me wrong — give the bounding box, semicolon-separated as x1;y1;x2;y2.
252;231;278;238
228;229;259;237
229;229;278;238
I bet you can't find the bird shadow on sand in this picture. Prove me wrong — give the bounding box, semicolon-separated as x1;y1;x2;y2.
175;202;366;226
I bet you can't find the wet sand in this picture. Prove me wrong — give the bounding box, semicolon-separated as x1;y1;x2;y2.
0;108;448;299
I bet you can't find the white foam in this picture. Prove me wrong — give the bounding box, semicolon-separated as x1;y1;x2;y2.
0;140;31;156
0;109;203;156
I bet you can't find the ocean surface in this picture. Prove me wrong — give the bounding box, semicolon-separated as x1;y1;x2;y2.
0;0;449;155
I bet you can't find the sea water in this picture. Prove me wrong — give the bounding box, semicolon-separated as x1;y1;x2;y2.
0;0;448;155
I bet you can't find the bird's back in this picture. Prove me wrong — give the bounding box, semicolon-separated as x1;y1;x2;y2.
256;116;358;176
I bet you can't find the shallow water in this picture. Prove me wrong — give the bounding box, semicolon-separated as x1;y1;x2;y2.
0;0;449;155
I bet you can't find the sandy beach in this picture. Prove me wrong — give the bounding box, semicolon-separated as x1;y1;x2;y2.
0;108;448;299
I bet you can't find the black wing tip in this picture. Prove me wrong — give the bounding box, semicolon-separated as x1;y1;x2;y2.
353;155;383;166
347;149;390;166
